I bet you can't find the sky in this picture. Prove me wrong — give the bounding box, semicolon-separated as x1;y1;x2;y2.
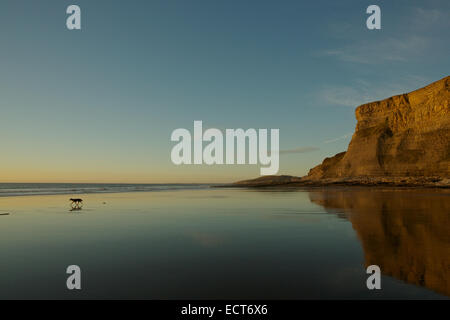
0;0;449;183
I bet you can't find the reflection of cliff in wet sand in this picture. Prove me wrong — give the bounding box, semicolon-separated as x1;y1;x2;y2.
233;76;450;188
309;188;450;297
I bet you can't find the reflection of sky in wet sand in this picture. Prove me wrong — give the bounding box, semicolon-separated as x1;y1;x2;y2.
0;188;448;299
188;232;224;248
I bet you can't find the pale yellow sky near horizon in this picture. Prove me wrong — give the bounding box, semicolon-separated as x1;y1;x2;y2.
0;162;312;183
1;145;320;183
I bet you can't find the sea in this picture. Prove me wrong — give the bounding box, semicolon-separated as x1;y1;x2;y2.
0;183;210;197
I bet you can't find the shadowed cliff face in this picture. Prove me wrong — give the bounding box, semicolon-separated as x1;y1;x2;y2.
309;188;450;297
309;76;450;178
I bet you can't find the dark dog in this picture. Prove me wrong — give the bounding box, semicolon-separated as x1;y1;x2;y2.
70;198;83;208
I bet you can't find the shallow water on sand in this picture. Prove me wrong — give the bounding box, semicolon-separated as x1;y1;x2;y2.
0;187;449;299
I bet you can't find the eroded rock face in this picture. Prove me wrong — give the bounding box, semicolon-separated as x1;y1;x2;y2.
309;76;450;179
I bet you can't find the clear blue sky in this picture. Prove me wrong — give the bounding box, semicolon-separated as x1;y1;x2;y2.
0;0;449;182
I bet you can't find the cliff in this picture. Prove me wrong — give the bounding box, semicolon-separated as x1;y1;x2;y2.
232;76;450;187
308;76;450;179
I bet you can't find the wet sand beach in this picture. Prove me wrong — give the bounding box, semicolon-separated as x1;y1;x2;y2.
0;187;448;299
